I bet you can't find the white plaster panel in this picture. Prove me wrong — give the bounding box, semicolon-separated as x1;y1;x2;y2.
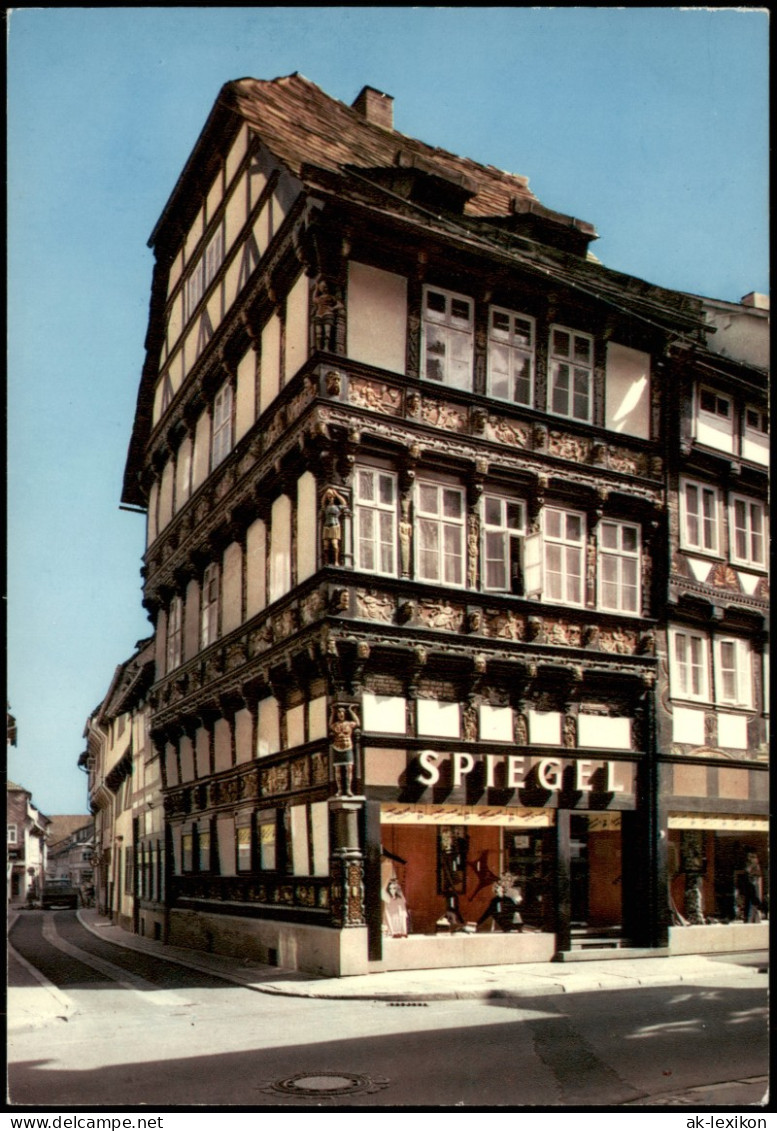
528;710;562;746
284;272;309;384
214;718;232;773
235;347;256;442
347;261;408;374
417;699;461;739
578;715;631;749
479;704;513;742
310;801;330;877
686;557;713;583
286;703;306;749
672;706;706;745
716;712;748;750
221;541;243;635
257;697;280;758
245;518;266;617
362;693;407;735
269;495;292;603
308;696;328;742
217;816;236;876
234;708;253;764
296;471;318;583
290;804;310;876
260;314;281;414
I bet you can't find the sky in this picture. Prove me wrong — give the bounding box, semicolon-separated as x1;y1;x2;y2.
6;7;769;816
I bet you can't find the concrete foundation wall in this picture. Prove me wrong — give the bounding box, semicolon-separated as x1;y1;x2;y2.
377;931;556;972
669;922;769;955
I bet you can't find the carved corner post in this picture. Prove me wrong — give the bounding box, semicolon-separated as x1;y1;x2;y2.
467;458;487;591
329;797;366;929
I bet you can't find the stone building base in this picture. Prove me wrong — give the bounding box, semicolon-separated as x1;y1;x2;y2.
668;921;769;955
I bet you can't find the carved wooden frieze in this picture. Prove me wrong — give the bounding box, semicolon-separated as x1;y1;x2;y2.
287;377;315;422
484;609;526;641
262;764;290;796
295;883;316;907
420;399;467;432
290;759;310;790
548;431;591;463
709;562;742;592
417;599;465;632
355;590;395;622
300;589;326;625
249;623;273;655
544;619;584;648
311;751;328;785
348;377;402;415
272;607;297;642
486;417;531;448
226;642;248;671
598;626;639;655
756;577;769;599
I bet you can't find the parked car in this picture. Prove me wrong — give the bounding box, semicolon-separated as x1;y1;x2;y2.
41;879;79;909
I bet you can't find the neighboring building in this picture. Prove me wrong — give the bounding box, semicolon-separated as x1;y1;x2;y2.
658;292;769;953
7;781;50;904
83;638;158;933
46;816;94;900
116;74;768;975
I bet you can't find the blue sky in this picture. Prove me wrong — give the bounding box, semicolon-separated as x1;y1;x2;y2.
7;7;769;815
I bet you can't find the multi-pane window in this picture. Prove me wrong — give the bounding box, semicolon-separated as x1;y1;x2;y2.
416;481;465;586
730;496;766;568
421;287;474;390
183;226;225;322
670;628;709;702
201;564;220;648
211;383;234;468
482;496;526;592
354;469;397;576
744;406;768;438
698;387;732;421
7;824;17;844
715;637;753;708
543;508;585;605
487;307;534;406
695;385;734;453
680;479;719;554
166;596;183;673
598;521;641;614
548;326;594;422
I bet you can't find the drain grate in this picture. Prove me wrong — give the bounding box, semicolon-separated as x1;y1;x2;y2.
260;1071;390;1098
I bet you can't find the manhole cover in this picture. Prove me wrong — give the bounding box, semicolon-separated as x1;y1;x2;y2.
260;1071;389;1097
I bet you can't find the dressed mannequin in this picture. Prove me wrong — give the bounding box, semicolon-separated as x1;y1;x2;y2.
477;879;523;932
382;878;409;937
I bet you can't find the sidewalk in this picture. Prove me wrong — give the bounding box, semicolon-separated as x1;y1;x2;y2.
75;908;768;1003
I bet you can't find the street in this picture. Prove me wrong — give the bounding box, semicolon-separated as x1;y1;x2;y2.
8;911;769;1109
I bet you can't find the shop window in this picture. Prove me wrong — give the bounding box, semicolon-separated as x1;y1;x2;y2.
695;385;734;453
523;507;585;607
680;479;720;555
714;637;753;709
669;627;710;703
166;596;183;673
421;286;474;390
598;520;641;614
487;307;534;406
729;496;766;569
201;563;220;648
211;382;234;469
482;495;526;593
548;325;593;423
354;468;397;576
416;481;465;586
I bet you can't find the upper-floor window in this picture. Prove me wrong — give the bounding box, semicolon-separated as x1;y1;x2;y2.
201;563;220;648
482;495;526;593
183;226;225;323
354;468;397;577
7;824;17;845
742;405;769;467
598;520;641;614
729;496;766;569
166;596;183;673
680;479;719;555
524;507;586;606
421;287;474;390
548;326;594;423
669;627;710;702
487;308;534;407
416;481;465;586
714;637;753;709
211;383;234;469
696;386;734;453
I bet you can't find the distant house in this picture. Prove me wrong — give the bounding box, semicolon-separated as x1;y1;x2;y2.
47;815;94;897
7;781;50;904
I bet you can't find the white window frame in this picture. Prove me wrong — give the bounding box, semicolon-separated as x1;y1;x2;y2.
547;325;594;423
696;385;734;440
598;520;641;615
729;495;766;569
669;627;710;703
415;480;466;587
487;306;535;407
744;405;768;440
7;824;17;845
166;596;183;673
542;507;586;607
714;637;753;709
679;478;720;555
354;468;398;577
421;286;474;391
201;563;220;648
481;495;527;593
211;382;234;469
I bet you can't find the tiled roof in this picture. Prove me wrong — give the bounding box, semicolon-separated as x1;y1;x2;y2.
47;815;92;848
228;73;538;219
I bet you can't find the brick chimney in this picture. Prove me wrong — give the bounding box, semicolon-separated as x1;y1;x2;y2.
740;292;769;310
352;85;394;131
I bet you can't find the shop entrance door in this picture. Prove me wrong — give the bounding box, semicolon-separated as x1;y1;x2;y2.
570;814;623;942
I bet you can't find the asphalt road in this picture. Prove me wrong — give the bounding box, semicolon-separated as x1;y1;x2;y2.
8;910;769;1109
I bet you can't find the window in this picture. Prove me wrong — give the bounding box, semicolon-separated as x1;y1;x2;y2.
211;383;234;468
181;831;193;873
482;495;526;592
166;596;183;673
714;637;753;709
201;563;220;648
698;387;731;420
354;468;397;576
197;823;212;873
7;824;17;845
598;521;641;614
416;481;465;586
669;628;710;702
184;225;225;322
487;307;534;406
680;479;720;554
421;286;474;390
729;496;766;568
236;825;252;872
543;508;585;606
257;811;277;871
548;326;594;422
742;406;769;466
744;406;768;438
695;385;734;453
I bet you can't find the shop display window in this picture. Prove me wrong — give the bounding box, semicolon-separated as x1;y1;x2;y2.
668;829;768;925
